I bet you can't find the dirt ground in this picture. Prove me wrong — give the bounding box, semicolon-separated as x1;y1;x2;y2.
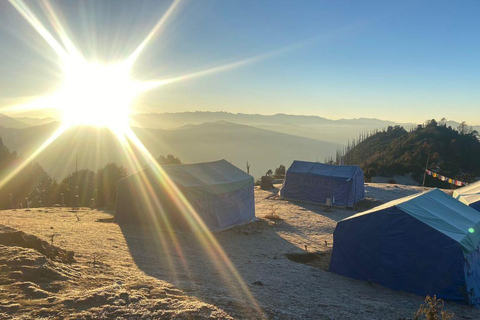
0;183;479;319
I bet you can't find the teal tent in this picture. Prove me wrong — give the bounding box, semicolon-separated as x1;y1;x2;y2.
330;189;480;305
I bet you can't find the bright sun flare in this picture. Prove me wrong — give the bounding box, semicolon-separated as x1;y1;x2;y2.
54;59;142;131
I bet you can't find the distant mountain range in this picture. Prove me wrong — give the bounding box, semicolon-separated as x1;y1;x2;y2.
129;112;417;144
1;112;478;180
13;116;58;127
0;121;341;179
0;114;30;129
0;111;421;147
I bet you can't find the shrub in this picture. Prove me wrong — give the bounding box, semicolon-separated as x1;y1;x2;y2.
414;295;454;320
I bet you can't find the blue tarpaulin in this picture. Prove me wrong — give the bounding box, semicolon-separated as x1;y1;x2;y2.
330;189;480;305
279;161;364;206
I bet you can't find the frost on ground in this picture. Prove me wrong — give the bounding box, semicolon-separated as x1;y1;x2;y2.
0;224;231;319
0;183;478;319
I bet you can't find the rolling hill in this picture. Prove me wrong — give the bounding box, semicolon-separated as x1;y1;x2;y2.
344;121;480;187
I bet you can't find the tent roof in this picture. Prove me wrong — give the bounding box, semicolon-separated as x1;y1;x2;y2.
287;161;361;181
122;159;253;195
344;189;480;253
453;180;480;206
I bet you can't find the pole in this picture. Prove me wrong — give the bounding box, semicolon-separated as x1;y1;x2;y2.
422;151;431;187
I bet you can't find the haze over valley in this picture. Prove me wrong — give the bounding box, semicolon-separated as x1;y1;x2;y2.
0;111;430;179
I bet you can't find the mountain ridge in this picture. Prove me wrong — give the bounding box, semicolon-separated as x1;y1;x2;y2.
0;121;341;179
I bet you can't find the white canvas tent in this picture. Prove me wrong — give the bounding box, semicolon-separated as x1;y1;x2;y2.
114;160;255;232
453;180;480;212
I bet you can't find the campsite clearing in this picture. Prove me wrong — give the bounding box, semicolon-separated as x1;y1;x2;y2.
0;183;479;319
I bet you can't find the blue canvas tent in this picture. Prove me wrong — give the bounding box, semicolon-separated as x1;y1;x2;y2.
330;189;480;305
115;160;255;232
453;180;480;212
279;161;364;206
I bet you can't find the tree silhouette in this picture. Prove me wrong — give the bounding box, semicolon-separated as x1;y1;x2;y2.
95;162;128;208
157;154;181;165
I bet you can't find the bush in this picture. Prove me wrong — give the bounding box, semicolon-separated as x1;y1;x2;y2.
414;295;454;320
260;176;274;190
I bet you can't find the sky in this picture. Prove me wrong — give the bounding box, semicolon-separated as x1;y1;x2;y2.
0;0;479;124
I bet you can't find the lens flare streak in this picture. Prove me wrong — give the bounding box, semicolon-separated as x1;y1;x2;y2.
8;0;70;62
0;124;67;190
125;0;183;70
121;128;264;314
4;0;298;315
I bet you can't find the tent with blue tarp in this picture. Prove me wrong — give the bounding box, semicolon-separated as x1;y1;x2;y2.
279;161;364;206
114;159;255;232
330;188;480;305
453;180;480;212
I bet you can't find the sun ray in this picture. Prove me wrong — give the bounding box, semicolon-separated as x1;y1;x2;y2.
0;124;67;190
125;0;183;69
138;38;317;93
121;128;265;315
112;130;194;283
4;2;293;314
8;0;70;62
40;0;83;60
0;94;59;114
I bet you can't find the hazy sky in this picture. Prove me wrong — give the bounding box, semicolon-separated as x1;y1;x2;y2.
0;0;479;124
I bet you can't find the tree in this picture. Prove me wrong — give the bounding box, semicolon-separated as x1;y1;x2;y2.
95;163;128;208
157;154;181;165
457;121;474;135
425;119;437;127
0;138;55;208
273;165;286;179
60;169;96;207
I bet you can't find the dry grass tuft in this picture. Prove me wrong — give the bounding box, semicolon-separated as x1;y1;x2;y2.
263;208;283;221
414;295;454;320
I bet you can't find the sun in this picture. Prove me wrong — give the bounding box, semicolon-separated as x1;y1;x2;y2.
54;58;142;132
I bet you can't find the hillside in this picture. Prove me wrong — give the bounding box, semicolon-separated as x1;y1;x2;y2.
0;121;341;179
344;121;480;186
